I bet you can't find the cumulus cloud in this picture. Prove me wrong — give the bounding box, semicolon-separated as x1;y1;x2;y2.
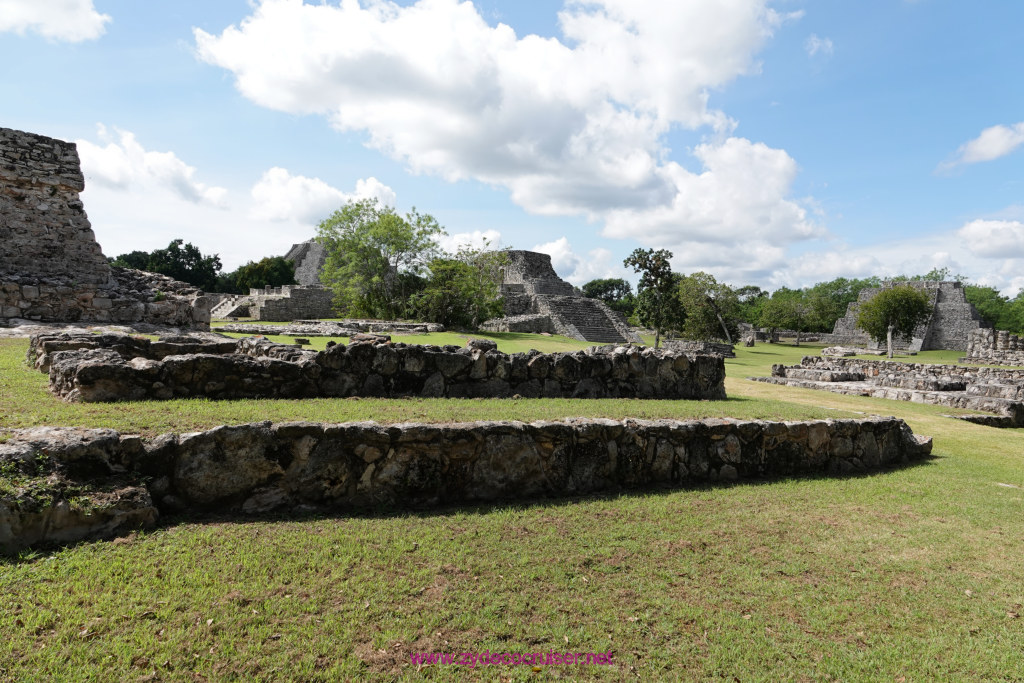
250;167;395;223
0;0;110;42
194;0;817;262
77;126;227;207
957;219;1024;258
533;237;625;285
804;34;833;57
941;122;1024;170
438;229;502;255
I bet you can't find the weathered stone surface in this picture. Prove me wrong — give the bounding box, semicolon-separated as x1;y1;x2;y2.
755;356;1024;427
0;127;209;328
44;334;728;403
962;328;1024;366
0;416;932;551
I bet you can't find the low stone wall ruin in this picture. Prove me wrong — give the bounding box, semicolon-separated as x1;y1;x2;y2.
962;328;1024;366
0;416;933;552
663;340;736;358
38;333;727;403
216;319;445;337
754;356;1024;427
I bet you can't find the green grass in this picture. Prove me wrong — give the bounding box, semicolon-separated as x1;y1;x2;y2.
2;336;1024;680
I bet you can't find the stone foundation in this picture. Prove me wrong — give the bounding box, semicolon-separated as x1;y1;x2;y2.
0;416;932;553
753;356;1024;427
41;334;727;403
663;340;736;358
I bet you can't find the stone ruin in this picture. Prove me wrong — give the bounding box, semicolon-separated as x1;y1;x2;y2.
753;356;1024;427
962;328;1024;366
216;319;443;337
1;416;932;552
825;280;989;351
33;332;727;403
0;127;209;329
481;250;642;344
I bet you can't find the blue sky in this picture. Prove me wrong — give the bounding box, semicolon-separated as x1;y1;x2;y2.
2;0;1022;293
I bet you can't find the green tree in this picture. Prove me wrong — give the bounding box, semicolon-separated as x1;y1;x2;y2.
111;239;222;291
413;244;507;329
759;288;813;344
804;277;881;332
317;199;444;319
676;271;739;342
581;278;635;316
856;285;933;358
734;285;768;327
226;256;297;293
623;248;679;348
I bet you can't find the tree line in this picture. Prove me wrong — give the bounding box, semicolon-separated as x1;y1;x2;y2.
111;201;1024;338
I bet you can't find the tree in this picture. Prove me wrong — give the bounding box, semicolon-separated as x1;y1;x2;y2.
856;285;933;358
734;285;768;327
111;239;222;291
412;244;507;329
676;271;739;342
759;288;813;344
317;199;444;319
581;278;635;316
221;256;297;293
623;248;680;348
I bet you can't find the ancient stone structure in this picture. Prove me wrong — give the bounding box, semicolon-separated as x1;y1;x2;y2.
962;328;1024;366
209;285;334;321
754;356;1024;427
39;333;727;403
482;250;642;344
663;340;736;358
0;416;932;552
825;281;989;351
282;239;328;287
0;127;209;328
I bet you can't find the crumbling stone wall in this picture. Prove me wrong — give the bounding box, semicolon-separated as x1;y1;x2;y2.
962;328;1024;366
754;356;1024;427
248;285;335;321
43;334;727;403
0;127;209;328
0;416;933;552
664;340;736;358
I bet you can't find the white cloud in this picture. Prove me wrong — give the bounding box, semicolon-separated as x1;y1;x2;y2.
957;219;1024;258
941;122;1024;170
804;34;833;57
77;126;227;207
250;167;395;223
533;237;624;285
0;0;110;42
438;229;502;255
194;0;815;262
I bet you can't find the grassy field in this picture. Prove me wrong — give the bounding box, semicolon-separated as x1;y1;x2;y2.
2;335;1023;680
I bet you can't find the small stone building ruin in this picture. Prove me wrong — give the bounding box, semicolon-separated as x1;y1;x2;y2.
0;127;209;328
482;250;641;344
825;280;989;351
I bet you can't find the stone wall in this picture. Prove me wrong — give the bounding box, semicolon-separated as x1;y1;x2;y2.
825;281;989;351
44;335;727;403
249;285;335;321
0;127;209;328
663;340;736;358
754;356;1024;427
0;416;933;552
962;328;1024;366
216;320;444;336
282;239;327;286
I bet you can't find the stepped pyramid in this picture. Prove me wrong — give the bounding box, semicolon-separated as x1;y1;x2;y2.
826;280;990;351
482;250;641;344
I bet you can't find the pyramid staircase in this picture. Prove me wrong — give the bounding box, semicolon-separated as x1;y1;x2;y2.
540;296;632;344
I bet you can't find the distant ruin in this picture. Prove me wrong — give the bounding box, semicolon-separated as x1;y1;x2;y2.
825;280;988;351
482;250;642;344
0;127;209;328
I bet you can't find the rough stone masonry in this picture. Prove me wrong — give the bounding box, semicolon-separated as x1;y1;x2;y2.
0;127;209;328
0;416;932;552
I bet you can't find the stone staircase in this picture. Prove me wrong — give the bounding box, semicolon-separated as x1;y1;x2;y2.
540;296;632;344
210;294;251;319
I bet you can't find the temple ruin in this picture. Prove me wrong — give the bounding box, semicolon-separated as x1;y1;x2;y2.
0;127;209;328
482;250;642;344
825;280;989;351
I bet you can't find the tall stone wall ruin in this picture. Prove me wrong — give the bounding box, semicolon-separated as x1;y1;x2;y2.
0;127;209;328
